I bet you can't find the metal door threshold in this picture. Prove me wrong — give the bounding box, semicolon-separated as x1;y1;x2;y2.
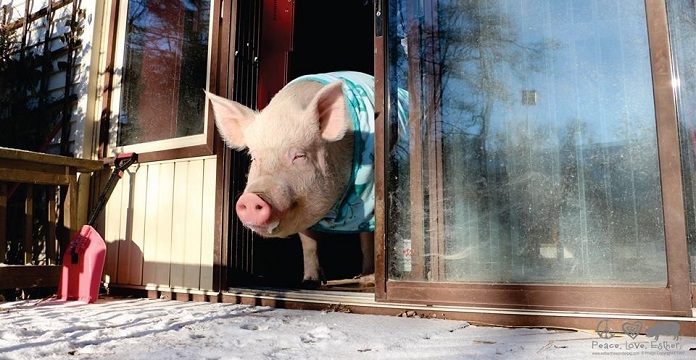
225;287;696;323
226;287;376;306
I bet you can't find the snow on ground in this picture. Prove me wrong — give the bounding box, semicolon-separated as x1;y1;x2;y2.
1;298;695;359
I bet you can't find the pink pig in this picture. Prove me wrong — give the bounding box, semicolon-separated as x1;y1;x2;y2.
207;72;377;286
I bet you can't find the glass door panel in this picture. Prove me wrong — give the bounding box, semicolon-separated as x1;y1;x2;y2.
386;0;667;285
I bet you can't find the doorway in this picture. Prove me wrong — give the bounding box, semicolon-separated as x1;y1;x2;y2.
227;0;375;289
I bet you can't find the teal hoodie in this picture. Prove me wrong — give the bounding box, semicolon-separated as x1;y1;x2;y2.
289;71;408;233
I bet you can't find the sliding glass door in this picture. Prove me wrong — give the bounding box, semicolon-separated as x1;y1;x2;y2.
379;0;691;314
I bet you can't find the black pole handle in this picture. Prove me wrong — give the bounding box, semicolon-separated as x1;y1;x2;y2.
86;153;138;227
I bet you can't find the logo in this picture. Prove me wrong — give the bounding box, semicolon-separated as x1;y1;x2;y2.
596;319;614;339
621;321;642;339
645;322;680;341
592;320;684;355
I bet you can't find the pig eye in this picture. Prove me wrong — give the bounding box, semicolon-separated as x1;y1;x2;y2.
292;153;306;163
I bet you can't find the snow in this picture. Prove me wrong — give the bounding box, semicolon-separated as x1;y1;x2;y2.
1;297;695;359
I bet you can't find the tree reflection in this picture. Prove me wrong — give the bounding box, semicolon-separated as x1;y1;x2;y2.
389;0;667;284
119;0;209;145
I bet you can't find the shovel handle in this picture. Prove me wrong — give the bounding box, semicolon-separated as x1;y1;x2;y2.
114;152;138;176
86;152;138;227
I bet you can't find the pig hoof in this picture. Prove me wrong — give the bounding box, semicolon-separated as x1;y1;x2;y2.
301;267;325;289
301;279;323;289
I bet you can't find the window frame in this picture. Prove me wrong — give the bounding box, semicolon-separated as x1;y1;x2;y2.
374;0;693;316
103;0;222;163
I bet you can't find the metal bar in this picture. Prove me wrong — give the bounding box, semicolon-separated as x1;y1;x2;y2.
645;0;692;314
374;0;387;299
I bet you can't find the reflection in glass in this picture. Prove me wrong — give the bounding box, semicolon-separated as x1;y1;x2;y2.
666;0;696;284
119;0;210;145
386;0;667;285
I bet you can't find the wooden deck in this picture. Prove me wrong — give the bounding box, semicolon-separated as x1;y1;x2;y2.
0;147;104;290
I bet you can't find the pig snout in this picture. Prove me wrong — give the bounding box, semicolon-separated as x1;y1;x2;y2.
235;193;278;233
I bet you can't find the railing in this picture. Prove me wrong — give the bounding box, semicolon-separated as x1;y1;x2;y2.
0;147;104;292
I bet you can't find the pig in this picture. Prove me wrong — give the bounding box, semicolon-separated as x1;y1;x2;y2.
645;322;680;341
206;71;381;287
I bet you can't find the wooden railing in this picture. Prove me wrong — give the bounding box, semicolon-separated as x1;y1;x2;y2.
0;147;104;291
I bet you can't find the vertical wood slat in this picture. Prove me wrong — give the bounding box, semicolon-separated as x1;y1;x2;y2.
142;164;160;286
47;185;56;264
170;161;189;288
129;164;148;285
155;162;175;286
66;167;78;243
24;184;33;264
183;160;204;289
116;169;133;284
0;182;7;264
200;158;217;290
104;168;124;284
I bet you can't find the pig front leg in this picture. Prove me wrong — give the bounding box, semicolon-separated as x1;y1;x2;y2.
299;230;324;287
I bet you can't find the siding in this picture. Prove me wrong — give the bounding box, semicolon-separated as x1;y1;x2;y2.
103;156;217;291
1;0;100;158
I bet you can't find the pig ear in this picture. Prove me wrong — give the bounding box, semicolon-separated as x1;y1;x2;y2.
307;81;349;142
205;90;256;149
